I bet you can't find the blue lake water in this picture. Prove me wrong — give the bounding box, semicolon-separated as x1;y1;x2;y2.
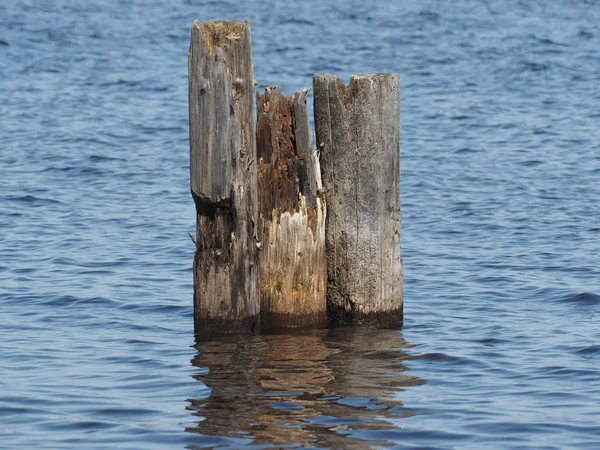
1;0;600;448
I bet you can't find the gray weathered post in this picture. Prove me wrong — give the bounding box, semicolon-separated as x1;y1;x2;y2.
256;86;326;329
313;73;403;326
189;20;259;336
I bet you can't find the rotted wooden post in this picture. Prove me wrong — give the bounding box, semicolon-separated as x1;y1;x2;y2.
313;73;403;327
256;86;326;329
189;20;259;336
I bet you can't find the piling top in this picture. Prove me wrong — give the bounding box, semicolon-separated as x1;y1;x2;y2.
192;20;251;54
314;72;399;85
313;73;399;107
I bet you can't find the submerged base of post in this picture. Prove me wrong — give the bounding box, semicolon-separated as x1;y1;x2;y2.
327;305;403;328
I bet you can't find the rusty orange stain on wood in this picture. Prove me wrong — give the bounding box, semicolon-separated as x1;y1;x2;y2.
256;86;326;328
306;207;319;235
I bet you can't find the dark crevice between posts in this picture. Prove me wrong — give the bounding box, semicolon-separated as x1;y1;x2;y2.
256;86;327;330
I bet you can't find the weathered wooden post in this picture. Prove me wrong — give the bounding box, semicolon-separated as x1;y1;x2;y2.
313;73;403;327
256;86;326;329
189;20;259;336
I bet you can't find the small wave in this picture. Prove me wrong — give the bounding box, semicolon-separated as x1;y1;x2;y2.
89;154;125;162
528;34;568;47
0;39;8;46
274;45;305;54
454;147;481;154
100;79;142;88
539;365;598;379
477;337;510;346
41;165;108;177
532;127;557;135
577;29;593;40
5;194;61;205
428;57;457;65
520;160;544;167
51;257;128;269
281;18;314;26
118;303;190;316
575;345;600;355
54;420;117;431
41;295;79;307
417;10;440;22
559;292;600;305
40;166;77;174
519;60;550;72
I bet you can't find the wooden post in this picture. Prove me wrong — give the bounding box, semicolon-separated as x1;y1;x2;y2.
256;86;326;329
313;73;403;327
189;20;259;336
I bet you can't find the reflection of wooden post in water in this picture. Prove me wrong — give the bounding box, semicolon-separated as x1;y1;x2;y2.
187;329;424;448
189;20;259;336
256;87;326;330
314;74;403;327
187;337;263;438
323;327;425;402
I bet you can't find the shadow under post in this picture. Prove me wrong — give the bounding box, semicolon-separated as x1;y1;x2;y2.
185;327;426;449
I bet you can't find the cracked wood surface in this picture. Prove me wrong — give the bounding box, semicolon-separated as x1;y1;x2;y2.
189;20;259;336
313;73;403;327
256;86;326;329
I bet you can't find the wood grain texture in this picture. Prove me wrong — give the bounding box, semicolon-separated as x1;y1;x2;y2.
189;20;259;336
256;86;326;329
313;73;403;327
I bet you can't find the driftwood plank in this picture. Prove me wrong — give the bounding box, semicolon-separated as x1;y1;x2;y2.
313;73;403;327
256;86;326;329
189;20;259;336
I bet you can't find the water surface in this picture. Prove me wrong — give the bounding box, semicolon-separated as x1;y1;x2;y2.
1;0;600;448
